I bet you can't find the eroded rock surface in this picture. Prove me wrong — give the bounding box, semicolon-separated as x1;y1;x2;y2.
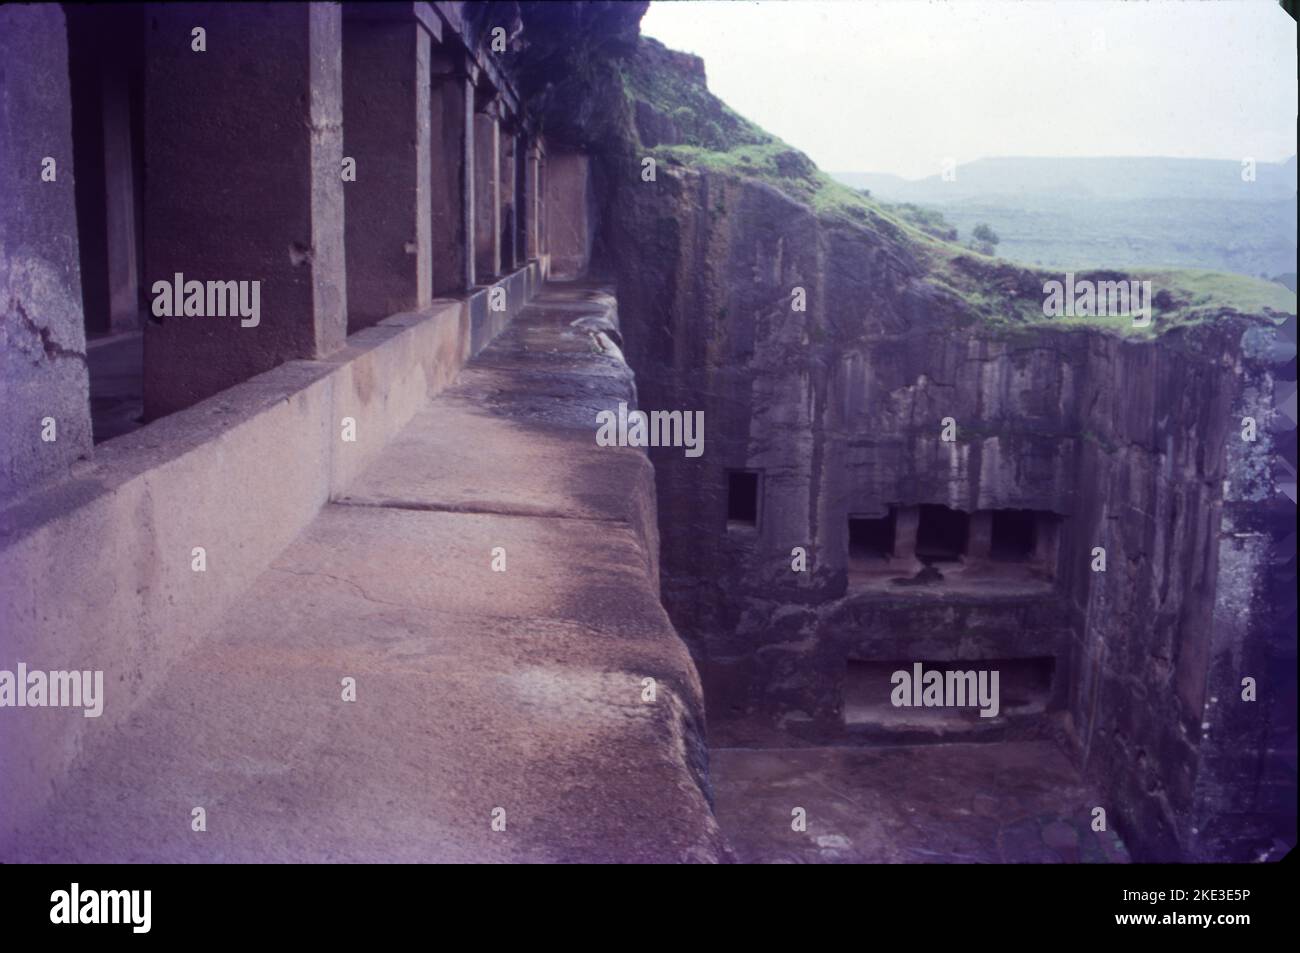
511;6;1296;862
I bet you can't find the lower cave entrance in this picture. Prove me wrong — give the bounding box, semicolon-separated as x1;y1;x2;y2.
915;504;968;562
849;510;895;566
991;509;1037;560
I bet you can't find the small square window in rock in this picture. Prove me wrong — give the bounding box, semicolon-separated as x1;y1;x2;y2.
727;470;761;529
916;504;968;562
849;510;895;565
991;508;1037;561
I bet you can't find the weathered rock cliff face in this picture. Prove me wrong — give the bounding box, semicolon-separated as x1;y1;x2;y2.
513;3;1295;862
1061;324;1294;861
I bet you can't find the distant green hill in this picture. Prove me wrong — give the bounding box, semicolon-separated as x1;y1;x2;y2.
831;156;1297;280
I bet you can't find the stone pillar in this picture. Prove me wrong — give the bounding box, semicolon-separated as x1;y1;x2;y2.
461;77;476;290
430;53;472;295
142;3;347;420
967;511;994;560
545;151;593;279
65;3;145;337
509;130;525;263
0;5;92;498
540;155;549;258
473;104;500;282
342;12;432;331
499;127;517;271
1034;513;1060;573
525;142;542;260
893;505;920;563
101;63;140;333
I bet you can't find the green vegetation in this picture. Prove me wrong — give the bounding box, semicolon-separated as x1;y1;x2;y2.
883;202;958;241
620;39;771;153
831;160;1298;281
1141;269;1297;316
1046;312;1160;338
617;37;1297;334
970;222;1000;255
1041;269;1296;335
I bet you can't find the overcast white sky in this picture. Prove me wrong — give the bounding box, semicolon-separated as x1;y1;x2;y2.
640;0;1298;179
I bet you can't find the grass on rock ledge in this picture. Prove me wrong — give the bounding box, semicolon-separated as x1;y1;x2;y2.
621;38;1297;336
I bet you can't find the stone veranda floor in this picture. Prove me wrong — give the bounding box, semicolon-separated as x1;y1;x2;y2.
5;283;728;863
711;740;1131;863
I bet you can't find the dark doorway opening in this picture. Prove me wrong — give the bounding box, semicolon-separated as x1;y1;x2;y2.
915;504;968;562
727;470;760;528
65;3;147;442
849;510;895;564
991;509;1037;560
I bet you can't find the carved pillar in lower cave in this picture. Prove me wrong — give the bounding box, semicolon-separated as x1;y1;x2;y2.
893;505;921;563
967;511;994;561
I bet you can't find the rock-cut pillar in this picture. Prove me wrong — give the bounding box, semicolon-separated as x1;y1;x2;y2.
142;3;347;420
342;9;433;331
0;5;92;497
473;104;501;282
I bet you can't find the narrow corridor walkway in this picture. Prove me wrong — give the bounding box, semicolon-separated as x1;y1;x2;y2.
10;284;727;863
